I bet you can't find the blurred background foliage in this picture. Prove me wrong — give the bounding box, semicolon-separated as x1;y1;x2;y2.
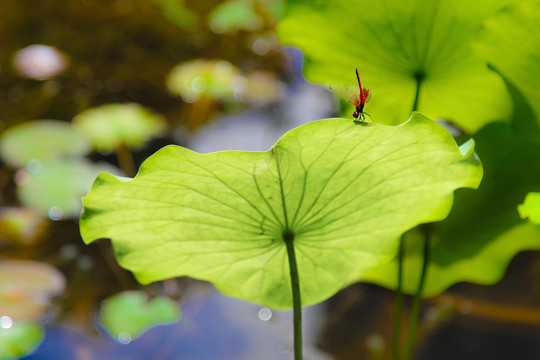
1;0;540;359
0;0;338;359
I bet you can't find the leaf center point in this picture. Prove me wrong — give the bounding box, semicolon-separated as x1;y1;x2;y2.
282;228;295;244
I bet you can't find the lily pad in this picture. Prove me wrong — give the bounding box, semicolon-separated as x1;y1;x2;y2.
360;122;540;295
473;1;540;124
0;321;44;360
0;260;65;296
80;114;481;309
277;0;512;132
99;291;180;342
73;103;166;152
153;0;199;30
235;71;286;105
0;260;65;321
0;120;90;168
519;192;540;224
208;0;262;33
16;158;119;220
0;207;48;246
166;59;242;102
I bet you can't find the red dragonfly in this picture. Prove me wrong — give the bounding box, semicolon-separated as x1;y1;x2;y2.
330;68;372;122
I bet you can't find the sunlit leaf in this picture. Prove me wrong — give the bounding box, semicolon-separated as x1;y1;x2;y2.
99;291;180;341
0;321;44;360
360;122;540;295
518;192;540;224
0;120;90;168
16;159;119;220
473;1;540;124
277;0;512;132
73;103;166;152
80;114;482;309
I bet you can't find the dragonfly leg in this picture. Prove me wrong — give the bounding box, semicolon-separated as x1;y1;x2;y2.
363;112;375;124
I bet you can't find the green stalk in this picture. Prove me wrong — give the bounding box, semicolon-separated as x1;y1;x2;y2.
393;69;426;360
411;70;425;112
393;235;405;360
402;226;431;360
284;229;303;360
275;147;302;359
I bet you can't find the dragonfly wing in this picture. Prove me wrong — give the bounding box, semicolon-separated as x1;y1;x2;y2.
329;83;357;105
363;88;372;103
347;85;361;105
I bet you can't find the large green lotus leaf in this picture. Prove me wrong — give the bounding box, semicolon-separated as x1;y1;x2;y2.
0;321;44;360
16;159;119;220
99;291;180;342
519;192;540;224
73;103;166;152
360;122;540;295
80;114;482;309
277;0;512;132
473;1;540;123
0;120;90;168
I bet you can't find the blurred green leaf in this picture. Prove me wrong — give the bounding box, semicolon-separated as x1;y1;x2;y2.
277;0;512;132
208;0;262;33
519;192;540;224
237;71;286;105
0;207;47;246
0;260;65;296
80;114;481;308
153;0;199;30
99;291;180;341
16;159;119;220
0;120;90;168
0;321;44;360
166;59;241;102
473;1;540;124
0;261;65;321
360;122;540;295
73;103;166;152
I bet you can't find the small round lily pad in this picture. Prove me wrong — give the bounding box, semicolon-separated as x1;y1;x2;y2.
99;291;180;342
208;0;262;33
73;103;166;152
0;207;48;246
16;158;119;220
0;321;44;360
0;120;90;168
0;260;65;321
166;59;242;102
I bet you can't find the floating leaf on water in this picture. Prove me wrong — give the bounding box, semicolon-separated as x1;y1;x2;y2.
0;207;48;246
0;260;65;321
0;321;44;360
0;120;90;168
73;103;166;152
99;291;180;341
16;158;120;220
